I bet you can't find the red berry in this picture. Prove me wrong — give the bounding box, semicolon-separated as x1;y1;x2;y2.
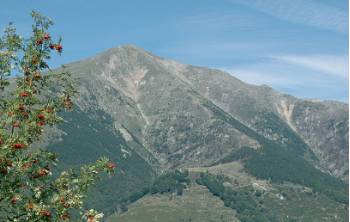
11;197;17;204
37;121;45;126
55;44;63;53
37;168;49;177
40;210;51;218
49;44;55;49
13;143;25;149
43;33;51;40
19;91;29;97
36;39;43;45
106;162;117;170
37;113;45;120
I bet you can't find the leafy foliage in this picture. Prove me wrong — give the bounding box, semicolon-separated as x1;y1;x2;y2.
0;11;116;221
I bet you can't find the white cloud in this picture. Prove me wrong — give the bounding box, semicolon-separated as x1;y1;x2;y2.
219;54;349;101
270;54;349;78
222;68;300;86
231;0;348;33
159;41;270;57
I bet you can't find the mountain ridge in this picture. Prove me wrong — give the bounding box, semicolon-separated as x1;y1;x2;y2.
60;44;348;180
72;44;348;104
42;45;348;220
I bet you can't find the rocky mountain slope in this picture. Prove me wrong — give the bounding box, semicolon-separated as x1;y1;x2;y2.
63;45;348;178
45;45;348;220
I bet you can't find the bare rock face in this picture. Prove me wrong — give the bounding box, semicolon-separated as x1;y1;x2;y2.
61;45;348;180
291;101;349;180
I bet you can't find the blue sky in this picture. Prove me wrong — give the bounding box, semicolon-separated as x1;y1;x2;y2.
1;0;348;102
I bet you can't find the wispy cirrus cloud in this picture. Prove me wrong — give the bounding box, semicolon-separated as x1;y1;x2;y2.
223;68;299;87
161;4;348;102
221;53;349;102
270;54;349;78
231;0;348;33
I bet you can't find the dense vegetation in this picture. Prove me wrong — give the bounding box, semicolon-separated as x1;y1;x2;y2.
118;169;191;206
243;145;348;203
49;107;192;215
196;173;271;222
196;172;348;222
203;100;348;204
47;107;155;214
252;111;310;156
150;169;190;195
215;144;348;204
106;184;239;222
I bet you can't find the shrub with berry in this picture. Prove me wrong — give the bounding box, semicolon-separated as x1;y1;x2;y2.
0;11;116;221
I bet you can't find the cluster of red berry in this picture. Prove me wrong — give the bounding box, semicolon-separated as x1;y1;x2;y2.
59;196;70;209
12;143;26;150
40;210;52;218
49;43;63;53
37;113;46;127
36;33;62;53
9;106;52;150
23;202;52;220
36;33;50;45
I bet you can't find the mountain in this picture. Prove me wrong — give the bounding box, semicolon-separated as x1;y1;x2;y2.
45;45;348;221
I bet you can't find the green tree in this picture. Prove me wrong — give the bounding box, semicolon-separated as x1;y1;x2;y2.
0;11;116;222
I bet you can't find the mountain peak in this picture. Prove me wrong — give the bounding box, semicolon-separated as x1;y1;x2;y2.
118;44;145;51
109;44;147;54
102;44;156;59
